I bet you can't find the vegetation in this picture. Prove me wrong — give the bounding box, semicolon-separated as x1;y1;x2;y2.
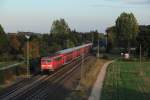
0;19;104;62
51;18;71;35
136;25;150;57
66;58;107;100
101;61;150;100
106;12;150;58
106;25;150;57
0;24;9;56
0;24;5;34
50;19;74;49
116;12;139;50
0;62;18;68
0;12;149;60
106;26;117;52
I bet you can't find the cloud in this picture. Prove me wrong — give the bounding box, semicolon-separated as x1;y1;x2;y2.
124;0;150;5
91;0;150;8
91;4;119;8
106;0;150;5
91;4;149;8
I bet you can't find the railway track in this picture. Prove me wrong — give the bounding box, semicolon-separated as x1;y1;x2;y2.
0;75;47;100
24;55;91;100
0;55;91;100
25;57;86;100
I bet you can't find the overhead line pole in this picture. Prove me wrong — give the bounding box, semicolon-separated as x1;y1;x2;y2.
81;53;84;81
97;39;100;58
92;33;94;45
140;44;142;64
105;34;108;52
78;53;84;89
25;35;30;78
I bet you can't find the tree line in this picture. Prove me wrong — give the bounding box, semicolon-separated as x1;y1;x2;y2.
1;12;147;61
0;19;103;61
106;12;150;57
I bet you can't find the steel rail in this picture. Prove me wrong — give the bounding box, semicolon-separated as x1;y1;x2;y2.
0;55;84;100
23;56;91;100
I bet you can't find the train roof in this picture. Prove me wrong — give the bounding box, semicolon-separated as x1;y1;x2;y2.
41;54;61;60
57;43;92;54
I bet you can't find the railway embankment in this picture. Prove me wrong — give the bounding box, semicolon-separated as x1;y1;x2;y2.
88;60;114;100
66;57;109;100
0;62;27;90
0;55;92;100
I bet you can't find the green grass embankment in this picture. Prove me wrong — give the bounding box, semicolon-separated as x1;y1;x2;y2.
101;61;150;100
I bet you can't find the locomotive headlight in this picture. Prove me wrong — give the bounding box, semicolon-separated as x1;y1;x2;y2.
48;64;52;67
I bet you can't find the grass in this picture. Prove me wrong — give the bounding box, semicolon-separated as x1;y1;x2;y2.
101;61;150;100
80;58;107;90
0;62;18;68
66;57;108;100
0;87;3;93
0;61;26;87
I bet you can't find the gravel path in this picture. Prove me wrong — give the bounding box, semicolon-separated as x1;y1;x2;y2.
88;60;114;100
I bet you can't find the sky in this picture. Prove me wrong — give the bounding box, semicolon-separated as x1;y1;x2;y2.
0;0;150;33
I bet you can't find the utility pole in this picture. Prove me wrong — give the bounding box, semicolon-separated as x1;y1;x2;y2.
97;39;100;58
81;53;84;81
25;35;30;78
92;33;94;45
105;34;108;52
78;53;84;89
140;44;142;64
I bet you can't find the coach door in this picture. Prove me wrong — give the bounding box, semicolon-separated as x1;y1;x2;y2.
54;56;63;69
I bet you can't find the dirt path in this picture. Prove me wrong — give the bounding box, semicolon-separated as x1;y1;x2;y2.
88;60;114;100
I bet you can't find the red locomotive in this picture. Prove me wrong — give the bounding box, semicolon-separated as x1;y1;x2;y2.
41;43;92;71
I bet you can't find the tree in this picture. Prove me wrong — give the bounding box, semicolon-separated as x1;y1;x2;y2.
136;25;150;57
39;34;62;55
50;18;70;35
91;30;99;45
22;38;40;59
50;18;75;49
0;24;9;54
9;34;21;54
71;30;82;45
116;12;139;51
106;26;117;51
0;24;5;35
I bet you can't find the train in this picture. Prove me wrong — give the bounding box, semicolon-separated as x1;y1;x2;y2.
41;43;92;71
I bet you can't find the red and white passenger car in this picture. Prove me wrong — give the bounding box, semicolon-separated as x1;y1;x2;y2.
41;43;92;71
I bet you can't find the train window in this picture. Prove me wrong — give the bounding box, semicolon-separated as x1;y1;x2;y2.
67;52;72;55
55;57;62;61
41;59;45;62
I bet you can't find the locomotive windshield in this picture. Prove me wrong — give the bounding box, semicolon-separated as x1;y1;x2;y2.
54;57;62;61
41;59;52;63
47;59;52;62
